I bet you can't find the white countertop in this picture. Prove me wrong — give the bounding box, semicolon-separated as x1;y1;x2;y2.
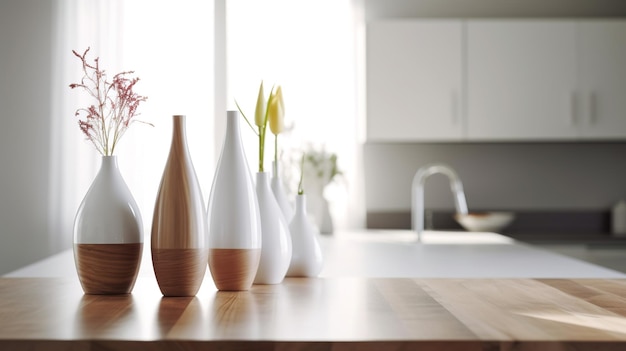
5;230;625;280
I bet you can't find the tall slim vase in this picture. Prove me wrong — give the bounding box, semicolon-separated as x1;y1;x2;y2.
73;156;143;294
151;115;208;296
207;110;262;291
254;172;292;285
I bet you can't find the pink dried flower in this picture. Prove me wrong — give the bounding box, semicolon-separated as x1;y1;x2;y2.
69;47;150;156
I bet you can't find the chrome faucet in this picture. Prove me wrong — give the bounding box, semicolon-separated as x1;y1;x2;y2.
412;163;468;242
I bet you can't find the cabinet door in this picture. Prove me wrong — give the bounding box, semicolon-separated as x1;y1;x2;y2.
366;21;463;141
578;20;626;139
467;21;578;140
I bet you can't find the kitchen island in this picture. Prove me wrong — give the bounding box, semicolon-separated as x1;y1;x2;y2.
2;230;626;350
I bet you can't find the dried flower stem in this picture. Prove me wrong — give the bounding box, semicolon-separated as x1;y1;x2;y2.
69;47;150;156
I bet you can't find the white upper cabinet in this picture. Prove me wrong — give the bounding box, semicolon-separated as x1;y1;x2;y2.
578;20;626;139
466;20;578;140
365;19;626;142
366;21;463;141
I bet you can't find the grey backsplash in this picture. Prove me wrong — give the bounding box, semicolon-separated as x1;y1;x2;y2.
364;142;626;233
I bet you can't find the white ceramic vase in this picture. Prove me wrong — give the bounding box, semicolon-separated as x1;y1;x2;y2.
287;194;323;277
73;155;143;294
207;111;262;291
271;160;294;222
151;115;208;297
254;171;292;284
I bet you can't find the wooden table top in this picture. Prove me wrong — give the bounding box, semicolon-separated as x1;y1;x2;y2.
1;277;626;350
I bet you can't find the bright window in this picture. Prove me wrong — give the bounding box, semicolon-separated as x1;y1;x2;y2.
226;0;365;229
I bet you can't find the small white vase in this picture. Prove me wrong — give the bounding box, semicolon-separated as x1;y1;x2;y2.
73;155;143;294
287;194;323;277
207;111;262;291
271;160;294;222
254;171;292;284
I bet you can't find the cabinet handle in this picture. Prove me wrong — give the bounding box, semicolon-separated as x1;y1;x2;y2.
589;91;597;124
570;91;578;125
451;90;459;125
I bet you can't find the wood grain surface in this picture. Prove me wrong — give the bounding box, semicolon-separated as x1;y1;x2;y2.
152;248;208;296
208;248;261;291
1;277;626;350
74;243;142;294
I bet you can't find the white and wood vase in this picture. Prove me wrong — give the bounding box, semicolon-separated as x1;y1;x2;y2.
254;172;292;284
151;115;208;296
271;160;294;222
73;155;143;294
287;194;323;277
207;110;262;291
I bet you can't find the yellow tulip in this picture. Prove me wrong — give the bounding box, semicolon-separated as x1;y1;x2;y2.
254;81;266;128
269;86;285;135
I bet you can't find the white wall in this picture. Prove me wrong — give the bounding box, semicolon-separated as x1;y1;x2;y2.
0;0;56;274
365;143;626;212
0;0;222;275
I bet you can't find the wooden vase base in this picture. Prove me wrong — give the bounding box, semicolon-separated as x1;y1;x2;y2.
74;243;143;295
209;248;261;291
152;248;208;296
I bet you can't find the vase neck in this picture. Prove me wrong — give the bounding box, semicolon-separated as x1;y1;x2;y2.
96;155;124;183
223;111;245;154
295;194;307;214
256;171;270;185
226;111;241;138
173;115;186;138
171;115;189;153
272;160;280;178
100;155;119;170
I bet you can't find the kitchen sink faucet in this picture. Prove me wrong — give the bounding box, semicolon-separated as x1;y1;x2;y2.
412;163;468;242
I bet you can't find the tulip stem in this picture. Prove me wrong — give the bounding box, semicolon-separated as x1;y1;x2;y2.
259;125;265;173
298;153;305;195
274;134;278;170
258;91;273;173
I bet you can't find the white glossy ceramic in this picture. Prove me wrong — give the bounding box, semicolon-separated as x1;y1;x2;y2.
271;160;294;222
287;194;323;277
207;111;262;250
73;156;143;244
254;172;292;284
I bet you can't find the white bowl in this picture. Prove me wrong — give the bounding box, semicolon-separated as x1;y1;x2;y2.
454;212;515;233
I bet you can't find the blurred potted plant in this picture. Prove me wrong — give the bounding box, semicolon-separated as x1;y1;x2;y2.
301;147;342;234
